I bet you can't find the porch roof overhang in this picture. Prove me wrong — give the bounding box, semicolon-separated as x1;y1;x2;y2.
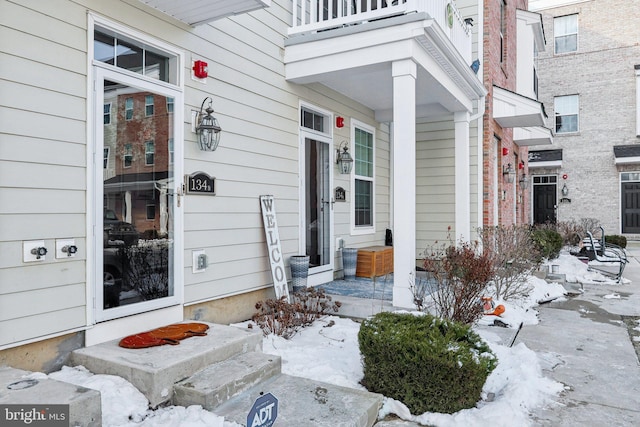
614;145;640;165
493;85;546;128
528;149;563;169
514;126;553;146
135;0;271;26
284;13;486;122
516;9;546;50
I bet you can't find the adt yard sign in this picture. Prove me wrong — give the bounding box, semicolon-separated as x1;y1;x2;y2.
247;392;278;427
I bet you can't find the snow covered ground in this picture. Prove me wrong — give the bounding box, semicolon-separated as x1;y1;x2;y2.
32;252;629;427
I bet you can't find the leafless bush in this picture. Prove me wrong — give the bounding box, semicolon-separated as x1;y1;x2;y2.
479;226;540;301
251;287;341;339
423;239;494;325
542;218;601;246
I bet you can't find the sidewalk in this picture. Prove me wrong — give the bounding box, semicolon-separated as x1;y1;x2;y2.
522;243;640;426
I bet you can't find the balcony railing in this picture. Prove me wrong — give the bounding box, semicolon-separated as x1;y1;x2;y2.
290;0;472;62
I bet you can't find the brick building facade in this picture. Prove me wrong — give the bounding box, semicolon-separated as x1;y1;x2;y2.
529;0;640;234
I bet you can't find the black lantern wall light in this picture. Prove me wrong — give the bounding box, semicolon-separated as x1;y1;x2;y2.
336;140;354;174
195;97;222;151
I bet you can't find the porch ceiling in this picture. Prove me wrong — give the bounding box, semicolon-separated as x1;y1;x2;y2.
493;85;546;128
514;126;553;146
284;14;485;122
135;0;271;26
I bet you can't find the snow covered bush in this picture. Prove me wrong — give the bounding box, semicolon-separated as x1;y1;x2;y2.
358;312;496;414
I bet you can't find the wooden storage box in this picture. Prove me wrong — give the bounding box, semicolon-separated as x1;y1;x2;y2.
356;246;393;278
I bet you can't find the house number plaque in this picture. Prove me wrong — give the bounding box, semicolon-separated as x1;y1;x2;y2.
185;172;215;195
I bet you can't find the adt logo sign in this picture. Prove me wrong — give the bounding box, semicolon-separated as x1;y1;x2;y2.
247;392;278;427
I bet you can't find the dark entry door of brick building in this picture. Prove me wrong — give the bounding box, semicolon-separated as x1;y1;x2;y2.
622;182;640;233
533;184;556;224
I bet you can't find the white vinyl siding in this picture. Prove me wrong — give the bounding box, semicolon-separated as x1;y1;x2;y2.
0;1;90;347
0;0;392;348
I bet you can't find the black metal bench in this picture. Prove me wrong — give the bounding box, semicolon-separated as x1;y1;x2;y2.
583;227;628;283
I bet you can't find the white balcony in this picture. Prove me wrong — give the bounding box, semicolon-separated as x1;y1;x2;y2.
290;0;472;64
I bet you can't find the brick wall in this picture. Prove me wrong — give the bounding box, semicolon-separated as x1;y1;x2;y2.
533;0;640;234
483;0;531;227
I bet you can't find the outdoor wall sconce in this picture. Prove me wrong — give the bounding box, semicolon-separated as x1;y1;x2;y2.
562;183;569;197
503;163;516;184
519;173;529;189
336;141;354;174
195;97;222;151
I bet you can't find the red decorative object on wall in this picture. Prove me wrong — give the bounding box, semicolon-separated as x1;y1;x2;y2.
502;147;509;156
336;116;344;128
193;60;208;79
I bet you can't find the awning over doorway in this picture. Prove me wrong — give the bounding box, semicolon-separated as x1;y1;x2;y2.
493;85;546;128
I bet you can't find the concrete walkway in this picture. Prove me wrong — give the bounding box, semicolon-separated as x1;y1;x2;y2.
523;243;640;426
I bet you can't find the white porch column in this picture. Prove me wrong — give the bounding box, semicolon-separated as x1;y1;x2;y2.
392;59;417;309
454;111;471;242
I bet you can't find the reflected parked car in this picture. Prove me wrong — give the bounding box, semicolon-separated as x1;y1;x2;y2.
104;209;139;247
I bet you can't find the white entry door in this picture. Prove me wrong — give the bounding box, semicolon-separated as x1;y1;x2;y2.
94;67;183;322
301;134;335;285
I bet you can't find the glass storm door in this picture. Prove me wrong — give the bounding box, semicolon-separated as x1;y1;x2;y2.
304;137;333;275
95;68;181;321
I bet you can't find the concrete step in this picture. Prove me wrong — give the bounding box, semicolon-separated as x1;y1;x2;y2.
70;322;262;407
0;366;102;426
173;351;281;410
213;373;383;427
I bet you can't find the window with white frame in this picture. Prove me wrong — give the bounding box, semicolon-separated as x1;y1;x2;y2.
352;122;375;231
124;143;133;167
103;103;111;124
125;97;133;120
554;14;577;54
103;147;109;169
145;140;155;165
554;95;579;133
500;0;506;63
145;95;154;116
94;28;176;84
636;65;640;136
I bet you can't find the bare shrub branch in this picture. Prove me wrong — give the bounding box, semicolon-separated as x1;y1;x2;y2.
479;225;540;301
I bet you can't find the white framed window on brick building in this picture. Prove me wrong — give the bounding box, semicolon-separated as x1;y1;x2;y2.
554;14;577;54
636;65;640;136
554;94;579;134
351;120;375;234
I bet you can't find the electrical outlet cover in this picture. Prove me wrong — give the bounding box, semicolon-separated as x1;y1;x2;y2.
192;249;206;273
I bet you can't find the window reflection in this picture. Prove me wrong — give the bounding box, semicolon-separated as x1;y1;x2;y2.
103;80;174;309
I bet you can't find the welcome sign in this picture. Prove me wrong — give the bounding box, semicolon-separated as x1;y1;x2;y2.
259;195;290;302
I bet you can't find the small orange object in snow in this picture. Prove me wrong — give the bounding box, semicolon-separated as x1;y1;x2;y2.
481;297;505;316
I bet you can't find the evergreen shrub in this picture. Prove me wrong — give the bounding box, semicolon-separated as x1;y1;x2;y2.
358;312;497;414
531;227;563;260
605;235;627;248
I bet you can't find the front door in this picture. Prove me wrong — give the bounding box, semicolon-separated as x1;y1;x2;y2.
533;176;557;224
622;182;640;233
303;136;334;284
95;67;182;322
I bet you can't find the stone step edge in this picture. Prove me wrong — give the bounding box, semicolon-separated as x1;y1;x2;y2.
173;351;282;410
